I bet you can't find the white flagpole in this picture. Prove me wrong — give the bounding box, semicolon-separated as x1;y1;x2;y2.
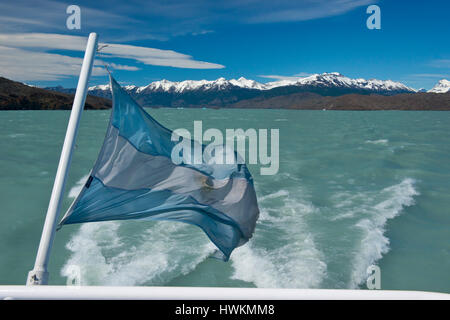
26;33;98;285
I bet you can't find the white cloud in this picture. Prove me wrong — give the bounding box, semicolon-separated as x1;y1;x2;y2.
0;0;144;34
0;45;105;81
259;72;313;81
0;0;378;40
0;33;224;81
106;63;140;71
98;42;224;69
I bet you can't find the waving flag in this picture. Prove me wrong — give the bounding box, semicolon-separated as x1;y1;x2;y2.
59;75;259;260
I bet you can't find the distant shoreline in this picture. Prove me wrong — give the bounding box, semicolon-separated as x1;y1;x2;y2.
4;105;450;111
2;76;449;111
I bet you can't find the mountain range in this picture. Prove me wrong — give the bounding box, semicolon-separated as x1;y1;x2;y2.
1;72;449;110
45;72;450;109
87;72;417;94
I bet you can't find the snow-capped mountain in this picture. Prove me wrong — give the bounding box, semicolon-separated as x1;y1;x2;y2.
428;79;450;93
4;74;449;111
87;72;416;94
88;76;268;93
265;72;416;92
46;72;426;108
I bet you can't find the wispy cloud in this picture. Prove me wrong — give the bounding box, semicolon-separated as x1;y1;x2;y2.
0;0;148;37
259;72;314;81
429;59;450;69
98;43;224;69
409;73;449;78
106;63;140;71
0;33;224;81
401;60;450;88
0;45;105;81
0;0;376;40
239;0;376;23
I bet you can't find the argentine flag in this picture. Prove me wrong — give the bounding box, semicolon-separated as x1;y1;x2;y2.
59;75;260;260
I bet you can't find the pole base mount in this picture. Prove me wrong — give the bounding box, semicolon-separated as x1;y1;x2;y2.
26;270;49;285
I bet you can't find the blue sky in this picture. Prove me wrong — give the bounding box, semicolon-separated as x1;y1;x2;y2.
0;0;449;89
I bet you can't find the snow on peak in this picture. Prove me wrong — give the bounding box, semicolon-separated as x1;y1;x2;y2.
88;84;110;91
87;73;416;94
134;77;267;93
291;72;415;92
428;79;450;93
229;77;266;90
24;83;38;88
263;72;415;92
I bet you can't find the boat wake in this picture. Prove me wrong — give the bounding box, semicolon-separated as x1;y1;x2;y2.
62;176;418;288
347;178;418;288
61;219;214;286
230;189;327;288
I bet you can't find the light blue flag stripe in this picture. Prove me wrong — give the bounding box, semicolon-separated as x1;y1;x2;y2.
59;75;260;260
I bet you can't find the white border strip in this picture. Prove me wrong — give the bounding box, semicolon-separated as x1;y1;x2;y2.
1;286;448;300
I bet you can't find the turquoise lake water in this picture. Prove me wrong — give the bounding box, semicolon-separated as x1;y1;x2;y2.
0;109;449;292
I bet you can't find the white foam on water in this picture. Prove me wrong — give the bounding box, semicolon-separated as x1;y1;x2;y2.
348;178;419;288
330;191;374;219
258;189;289;202
8;133;26;138
365;139;389;145
231;236;326;288
68;174;89;199
61;222;120;285
62;220;215;286
231;191;327;288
